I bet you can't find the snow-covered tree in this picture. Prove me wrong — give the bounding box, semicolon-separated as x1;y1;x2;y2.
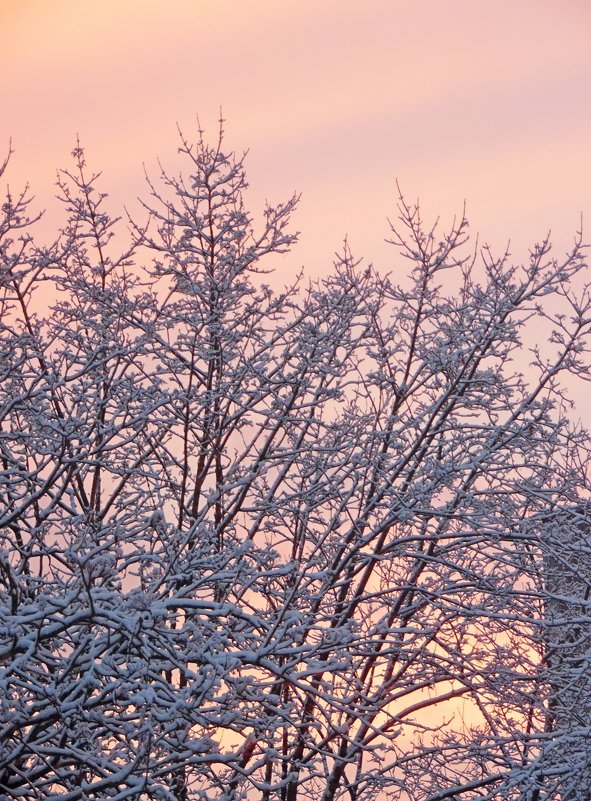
1;125;591;801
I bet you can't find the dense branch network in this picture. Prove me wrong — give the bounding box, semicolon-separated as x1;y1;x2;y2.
1;126;591;800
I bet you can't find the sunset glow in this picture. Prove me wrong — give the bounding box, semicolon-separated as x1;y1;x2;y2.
3;0;591;267
3;4;591;800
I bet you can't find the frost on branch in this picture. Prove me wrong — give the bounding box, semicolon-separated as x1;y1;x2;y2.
1;128;591;801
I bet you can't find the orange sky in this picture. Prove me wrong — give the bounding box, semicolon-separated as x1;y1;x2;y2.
2;1;591;290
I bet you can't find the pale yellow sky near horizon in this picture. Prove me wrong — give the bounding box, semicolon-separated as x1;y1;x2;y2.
1;1;591;285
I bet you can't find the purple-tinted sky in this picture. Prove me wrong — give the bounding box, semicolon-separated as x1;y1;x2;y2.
2;1;591;280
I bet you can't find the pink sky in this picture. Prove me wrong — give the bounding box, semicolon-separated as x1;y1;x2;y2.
2;1;591;279
1;0;589;754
